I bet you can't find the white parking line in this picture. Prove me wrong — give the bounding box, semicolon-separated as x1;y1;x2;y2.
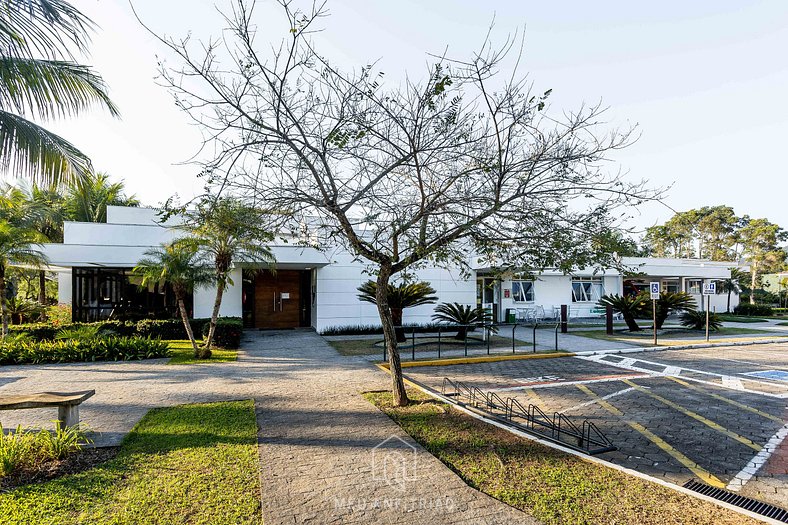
726;422;788;492
562;387;637;414
489;373;651;392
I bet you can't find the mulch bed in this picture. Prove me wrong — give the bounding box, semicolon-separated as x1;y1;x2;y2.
1;447;119;491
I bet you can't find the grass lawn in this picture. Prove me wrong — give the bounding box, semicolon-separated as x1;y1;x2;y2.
327;334;531;356
0;400;261;525
777;322;788;327
166;340;238;365
572;326;785;346
366;390;757;525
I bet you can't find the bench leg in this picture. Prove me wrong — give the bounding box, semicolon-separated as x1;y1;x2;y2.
57;405;80;430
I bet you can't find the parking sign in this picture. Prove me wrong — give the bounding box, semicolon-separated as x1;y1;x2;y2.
649;282;660;299
702;282;716;295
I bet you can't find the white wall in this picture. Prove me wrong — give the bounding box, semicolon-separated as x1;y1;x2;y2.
192;267;243;318
63;222;176;247
313;249;475;333
57;271;72;304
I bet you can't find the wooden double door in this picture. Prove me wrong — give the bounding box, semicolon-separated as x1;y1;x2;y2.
244;270;312;329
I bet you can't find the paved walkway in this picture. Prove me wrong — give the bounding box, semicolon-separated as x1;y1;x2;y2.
0;330;538;524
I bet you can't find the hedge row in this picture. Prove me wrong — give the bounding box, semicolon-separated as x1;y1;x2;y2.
8;318;243;349
733;303;774;317
0;337;171;366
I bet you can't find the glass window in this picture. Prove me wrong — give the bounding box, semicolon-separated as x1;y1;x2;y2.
511;281;535;302
686;279;702;294
571;277;605;302
664;280;680;294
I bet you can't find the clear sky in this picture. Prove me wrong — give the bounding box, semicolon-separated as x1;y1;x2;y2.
32;0;788;234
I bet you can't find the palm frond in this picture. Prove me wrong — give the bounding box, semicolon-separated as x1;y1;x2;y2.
0;109;91;184
0;57;118;120
0;0;94;61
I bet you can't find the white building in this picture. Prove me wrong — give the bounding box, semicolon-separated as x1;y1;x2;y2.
39;206;739;332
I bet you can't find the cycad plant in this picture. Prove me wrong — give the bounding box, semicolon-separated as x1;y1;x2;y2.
679;310;722;331
0;0;118;184
597;293;647;332
431;302;495;340
639;291;696;329
133;242;212;358
357;281;437;342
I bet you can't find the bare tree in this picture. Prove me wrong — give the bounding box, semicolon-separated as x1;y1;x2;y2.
140;0;659;406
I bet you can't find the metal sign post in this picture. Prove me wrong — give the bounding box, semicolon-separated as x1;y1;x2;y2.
650;282;660;346
702;282;716;342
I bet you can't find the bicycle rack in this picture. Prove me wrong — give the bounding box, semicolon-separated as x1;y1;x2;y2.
442;377;616;455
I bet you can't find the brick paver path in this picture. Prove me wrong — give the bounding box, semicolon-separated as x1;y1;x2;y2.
0;330;538;524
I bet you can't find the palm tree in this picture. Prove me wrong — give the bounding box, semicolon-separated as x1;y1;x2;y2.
0;0;118;184
181;198;275;354
65;171;139;222
0;220;47;336
358;281;438;342
721;267;745;313
597;293;648;332
20;182;67;303
132;242;212;358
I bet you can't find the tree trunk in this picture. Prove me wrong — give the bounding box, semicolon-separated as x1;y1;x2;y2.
376;266;408;407
38;270;47;305
203;278;226;358
177;294;200;358
727;289;732;313
750;263;757;305
0;270;7;338
391;307;406;343
622;314;641;332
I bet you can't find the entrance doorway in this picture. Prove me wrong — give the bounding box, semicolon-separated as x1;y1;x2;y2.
476;276;500;323
242;270;312;329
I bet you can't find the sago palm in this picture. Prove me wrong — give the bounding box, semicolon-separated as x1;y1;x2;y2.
597;293;647;332
180;198;275;352
0;219;47;336
431;302;495;340
132;242;212;358
0;0;118;184
358;280;437;342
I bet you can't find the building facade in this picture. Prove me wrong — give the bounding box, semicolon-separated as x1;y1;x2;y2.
39;206;740;332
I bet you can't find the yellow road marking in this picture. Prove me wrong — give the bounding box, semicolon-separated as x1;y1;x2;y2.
576;384;726;488
621;379;761;452
525;388;542;406
666;376;785;424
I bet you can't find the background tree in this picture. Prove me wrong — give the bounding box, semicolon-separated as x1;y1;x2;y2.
0;0;118;184
720;267;746;312
24;183;67;303
179;197;275;355
148;1;658;405
133;242;211;357
0;221;47;336
65;171;139;222
642;206;740;260
357;281;438;343
738;218;787;304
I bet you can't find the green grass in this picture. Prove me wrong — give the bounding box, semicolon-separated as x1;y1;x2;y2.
716;314;769;323
166;340;238;365
326;335;530;356
0;400;261;525
777;322;788;327
365;390;757;525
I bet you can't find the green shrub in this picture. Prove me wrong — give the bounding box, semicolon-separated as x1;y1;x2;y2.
679;310;722;331
201;318;243;349
134;318;188;339
0;337;171;365
0;423;90;478
319;323;443;336
733;303;773;317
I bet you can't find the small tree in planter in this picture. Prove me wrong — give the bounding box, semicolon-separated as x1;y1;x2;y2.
597;294;647;332
133;242;212;358
431;303;495;340
357;281;437;343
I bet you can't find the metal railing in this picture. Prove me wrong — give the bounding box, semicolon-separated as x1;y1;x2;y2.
441;377;615;455
383;321;561;362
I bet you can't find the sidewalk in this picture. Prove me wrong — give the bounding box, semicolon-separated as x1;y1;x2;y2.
249;330;538;524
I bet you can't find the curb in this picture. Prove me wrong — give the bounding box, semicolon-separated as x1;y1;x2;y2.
574;337;788;357
376;351;574;368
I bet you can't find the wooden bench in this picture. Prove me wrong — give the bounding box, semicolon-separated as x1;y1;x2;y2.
0;390;95;429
